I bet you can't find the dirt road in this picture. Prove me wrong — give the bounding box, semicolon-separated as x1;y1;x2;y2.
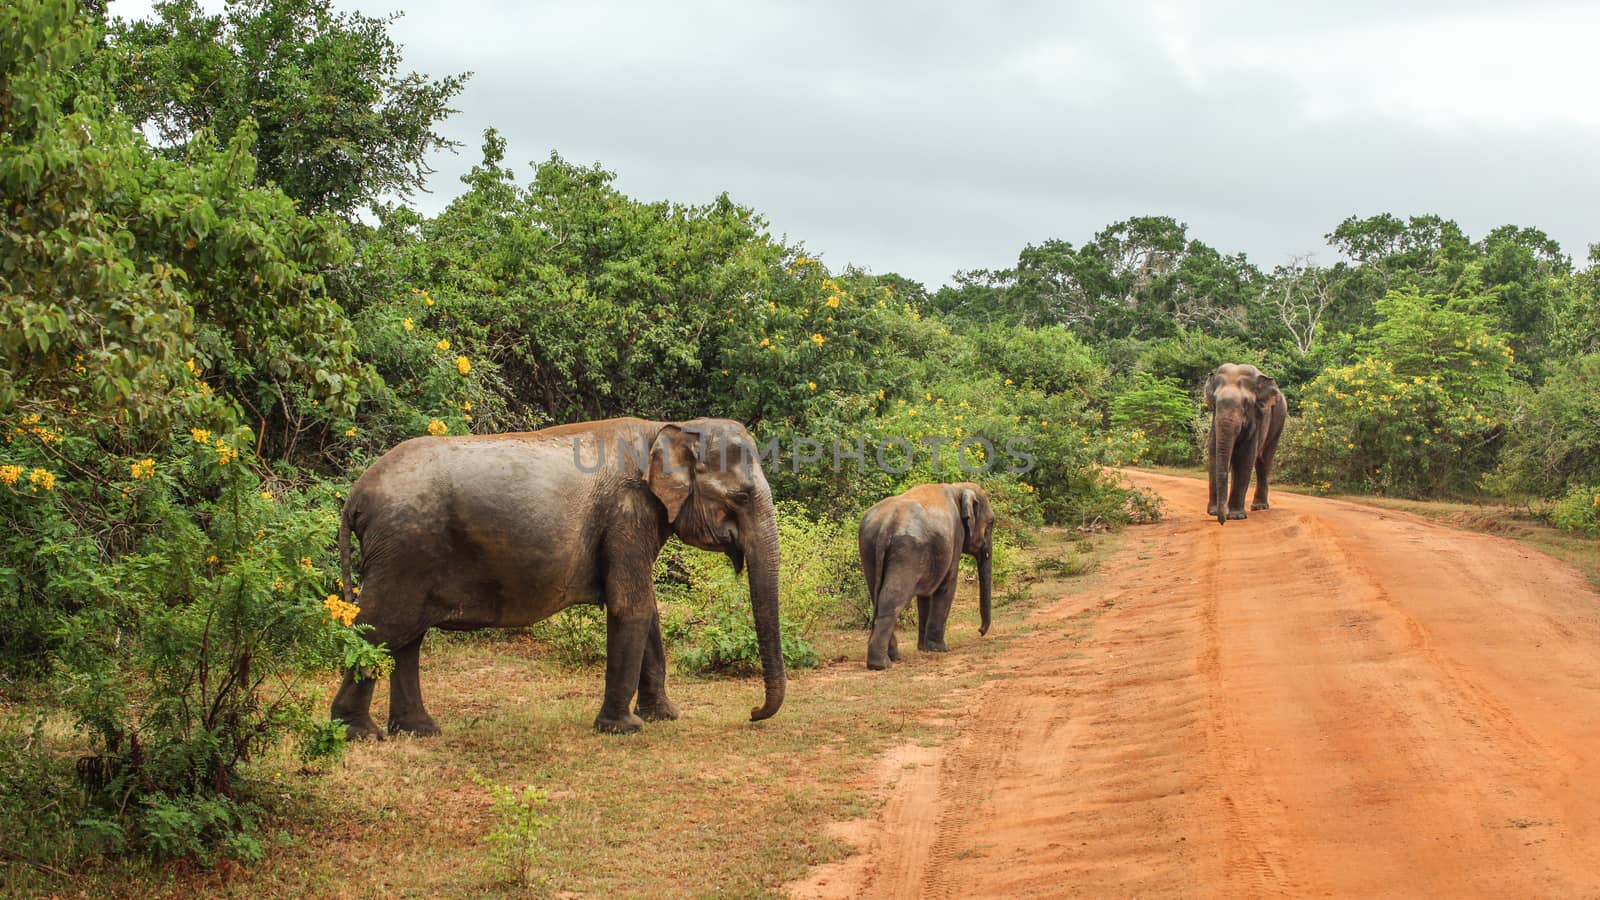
791;472;1600;898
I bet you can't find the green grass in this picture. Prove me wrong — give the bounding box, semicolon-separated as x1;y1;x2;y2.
0;528;1117;898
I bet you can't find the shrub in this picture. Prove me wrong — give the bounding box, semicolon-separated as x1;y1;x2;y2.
1279;292;1514;495
1110;374;1199;465
1550;484;1600;535
652;528;819;675
1278;357;1500;494
469;770;558;889
1491;354;1600;497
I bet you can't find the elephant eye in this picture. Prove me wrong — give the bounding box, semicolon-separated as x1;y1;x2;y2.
727;490;751;503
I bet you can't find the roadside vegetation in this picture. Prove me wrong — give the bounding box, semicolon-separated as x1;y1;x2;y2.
4;0;1599;891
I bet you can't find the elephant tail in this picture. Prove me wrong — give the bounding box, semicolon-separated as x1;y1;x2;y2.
339;502;355;608
870;538;892;612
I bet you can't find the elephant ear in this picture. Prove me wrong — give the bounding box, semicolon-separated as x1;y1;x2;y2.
1203;371;1221;408
958;486;977;536
648;424;699;524
1254;374;1281;410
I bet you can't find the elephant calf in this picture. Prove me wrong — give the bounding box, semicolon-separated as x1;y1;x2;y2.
330;417;785;738
858;483;995;670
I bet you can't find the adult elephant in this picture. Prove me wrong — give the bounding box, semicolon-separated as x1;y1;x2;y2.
858;483;994;670
329;417;784;738
1205;363;1287;525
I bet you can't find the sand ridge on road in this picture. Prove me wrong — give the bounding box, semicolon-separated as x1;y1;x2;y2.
790;471;1600;898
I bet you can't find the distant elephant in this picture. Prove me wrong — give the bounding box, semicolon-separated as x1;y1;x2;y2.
1204;363;1287;524
858;483;994;670
330;417;785;738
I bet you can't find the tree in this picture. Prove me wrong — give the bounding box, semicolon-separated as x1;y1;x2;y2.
1267;255;1337;354
104;0;468;217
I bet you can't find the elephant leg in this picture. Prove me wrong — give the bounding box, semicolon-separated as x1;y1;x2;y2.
888;627;901;663
915;595;931;649
1206;422;1220;517
634;610;679;722
386;635;439;737
920;579;956;652
868;566;917;670
1227;440;1254;519
331;668;383;742
1252;445;1278;511
595;552;656;733
330;610;420;741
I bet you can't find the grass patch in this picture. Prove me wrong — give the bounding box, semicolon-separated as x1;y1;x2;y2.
1;528;1114;898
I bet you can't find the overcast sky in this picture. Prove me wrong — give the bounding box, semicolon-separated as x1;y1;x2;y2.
113;0;1599;286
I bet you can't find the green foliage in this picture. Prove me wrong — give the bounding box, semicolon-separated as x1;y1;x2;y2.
1491;354;1600;497
1278;357;1500;495
104;0;469;217
657;522;827;676
1110;374;1200;465
527;604;607;668
1134;330;1253;392
468;769;558;889
1549;484;1600;536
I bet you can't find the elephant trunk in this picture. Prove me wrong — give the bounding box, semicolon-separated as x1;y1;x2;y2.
977;548;993;636
744;491;786;721
1212;411;1241;526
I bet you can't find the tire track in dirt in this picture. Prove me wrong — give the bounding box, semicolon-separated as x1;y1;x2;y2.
789;472;1600;898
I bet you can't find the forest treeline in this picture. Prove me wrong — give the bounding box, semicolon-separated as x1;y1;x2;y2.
5;0;1600;870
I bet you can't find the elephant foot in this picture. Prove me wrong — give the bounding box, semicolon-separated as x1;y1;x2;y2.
1251;500;1270;511
387;712;440;737
634;698;680;722
1207;504;1219;517
918;640;949;653
1227;510;1248;521
594;710;645;734
866;656;892;671
339;715;385;742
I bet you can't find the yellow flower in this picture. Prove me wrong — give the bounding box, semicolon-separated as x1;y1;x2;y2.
402;317;415;331
261;490;274;501
925;393;933;402
186;358;200;377
826;295;840;308
807;381;817;391
876;389;885;400
462;400;473;411
0;465;20;486
28;468;55;491
324;594;360;627
206;555;219;564
811;333;826;347
299;556;314;571
344;427;357;437
436;338;451;352
191;428;211;444
424;294;435;307
759;337;771;348
455;356;472;376
212;439;236;465
1004;378;1014;386
427;419;448;436
907;408;918;417
130;458;156;480
1023;483;1035;493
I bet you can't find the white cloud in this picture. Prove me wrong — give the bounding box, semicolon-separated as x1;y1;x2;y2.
104;0;1600;283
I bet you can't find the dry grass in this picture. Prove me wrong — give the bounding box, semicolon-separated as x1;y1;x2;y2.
3;528;1115;899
